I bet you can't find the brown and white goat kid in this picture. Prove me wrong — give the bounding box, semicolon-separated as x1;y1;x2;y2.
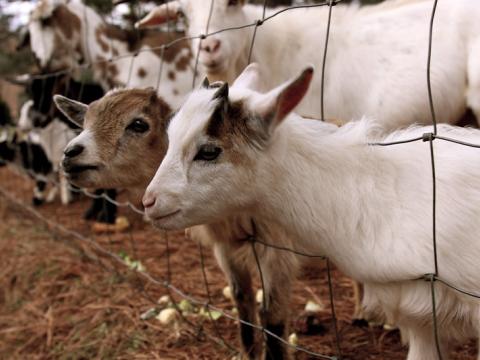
29;0;198;108
137;0;480;129
54;88;323;360
143;64;480;360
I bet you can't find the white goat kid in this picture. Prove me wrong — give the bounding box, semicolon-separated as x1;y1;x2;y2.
138;0;480;129
143;64;480;360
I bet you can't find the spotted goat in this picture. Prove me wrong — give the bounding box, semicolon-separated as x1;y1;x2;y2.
28;0;200;109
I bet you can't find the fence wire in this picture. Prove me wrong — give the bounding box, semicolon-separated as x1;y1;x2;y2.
1;0;480;359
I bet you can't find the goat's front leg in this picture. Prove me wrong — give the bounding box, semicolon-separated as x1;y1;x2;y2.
405;326;448;360
213;245;260;359
352;280;369;326
258;252;295;360
58;171;72;205
33;180;47;206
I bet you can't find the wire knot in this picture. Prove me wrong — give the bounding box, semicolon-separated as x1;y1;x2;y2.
423;273;437;282
256;19;264;26
422;132;435;142
199;34;206;40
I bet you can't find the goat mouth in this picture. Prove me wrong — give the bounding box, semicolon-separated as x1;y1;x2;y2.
151;209;181;222
64;164;99;174
203;59;225;72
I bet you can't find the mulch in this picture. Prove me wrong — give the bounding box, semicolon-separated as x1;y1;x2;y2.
0;166;476;359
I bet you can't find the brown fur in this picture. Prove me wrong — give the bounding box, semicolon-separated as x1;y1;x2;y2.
36;4;83;71
73;89;172;190
205;98;269;166
102;23;131;44
175;52;193;71
137;67;147;78
95;56;120;88
92;26;193;84
95;26;110;53
52;5;81;38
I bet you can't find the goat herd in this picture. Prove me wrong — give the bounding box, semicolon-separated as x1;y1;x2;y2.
1;0;480;359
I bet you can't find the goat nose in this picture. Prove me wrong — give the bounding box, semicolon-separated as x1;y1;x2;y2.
142;194;156;209
64;144;84;158
201;38;221;53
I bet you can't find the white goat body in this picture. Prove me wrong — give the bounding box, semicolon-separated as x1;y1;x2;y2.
140;0;480;129
253;119;480;355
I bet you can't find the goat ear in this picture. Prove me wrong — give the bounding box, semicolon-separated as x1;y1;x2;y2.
256;66;313;130
233;63;263;92
53;95;88;129
135;1;182;29
201;77;210;89
213;82;229;100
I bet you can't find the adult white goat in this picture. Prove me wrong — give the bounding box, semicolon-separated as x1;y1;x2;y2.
54;88;316;359
137;0;480;129
143;64;480;360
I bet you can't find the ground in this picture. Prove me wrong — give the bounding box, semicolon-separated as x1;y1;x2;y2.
0;165;477;359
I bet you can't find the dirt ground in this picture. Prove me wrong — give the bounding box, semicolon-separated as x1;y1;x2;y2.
0;165;477;360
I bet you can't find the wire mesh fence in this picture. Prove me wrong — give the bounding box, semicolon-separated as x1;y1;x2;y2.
1;0;479;358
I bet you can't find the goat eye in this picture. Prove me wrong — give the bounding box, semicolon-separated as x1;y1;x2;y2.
194;144;222;161
126;118;149;133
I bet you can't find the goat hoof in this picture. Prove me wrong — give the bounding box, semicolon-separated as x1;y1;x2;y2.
32;197;44;206
352;318;369;328
84;208;98;220
96;212;116;224
294;311;327;335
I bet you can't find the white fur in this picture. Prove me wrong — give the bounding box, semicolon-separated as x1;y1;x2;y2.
28;21;56;69
31;119;76;171
64;128;98;167
145;68;480;359
29;120;76;205
151;0;480;129
18;100;34;131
